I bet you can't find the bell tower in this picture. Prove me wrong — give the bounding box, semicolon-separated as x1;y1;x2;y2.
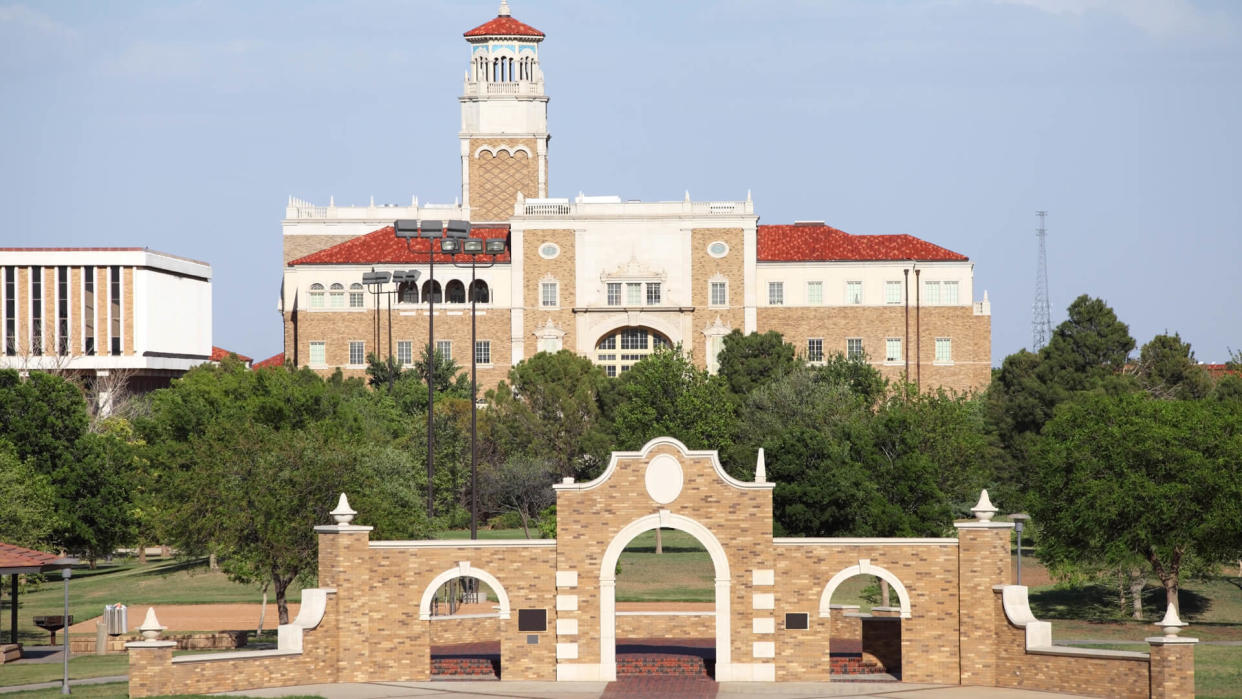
460;1;549;222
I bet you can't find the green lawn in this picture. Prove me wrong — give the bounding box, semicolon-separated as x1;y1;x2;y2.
432;528;533;540
0;655;127;686
2;557;305;644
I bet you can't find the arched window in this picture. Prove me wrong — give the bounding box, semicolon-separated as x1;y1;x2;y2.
398;281;419;304
349;282;364;308
309;283;325;309
508;57;514;81
594;327;671;377
469;279;489;303
329;282;345;308
445;280;466;304
421;279;443;304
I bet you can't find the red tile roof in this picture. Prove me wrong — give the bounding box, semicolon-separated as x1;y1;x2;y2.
251;353;286;370
288;226;511;266
757;224;968;262
210;346;253;363
465;15;544;38
0;541;62;572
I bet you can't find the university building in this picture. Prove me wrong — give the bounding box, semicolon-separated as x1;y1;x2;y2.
0;247;213;394
280;2;991;393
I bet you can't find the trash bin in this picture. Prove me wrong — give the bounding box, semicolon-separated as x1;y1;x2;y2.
104;604;128;636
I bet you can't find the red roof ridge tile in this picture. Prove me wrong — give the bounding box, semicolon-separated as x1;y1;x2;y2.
757;223;968;262
288;225;512;266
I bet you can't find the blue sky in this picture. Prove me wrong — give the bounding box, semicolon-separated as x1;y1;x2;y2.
2;0;1239;365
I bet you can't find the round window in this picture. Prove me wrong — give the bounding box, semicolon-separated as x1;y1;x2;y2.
539;242;560;259
707;241;729;258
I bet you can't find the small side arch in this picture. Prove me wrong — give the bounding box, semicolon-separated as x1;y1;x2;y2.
817;559;912;619
418;562;511;620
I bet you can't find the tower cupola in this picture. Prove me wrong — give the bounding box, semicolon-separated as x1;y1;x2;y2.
459;1;550;222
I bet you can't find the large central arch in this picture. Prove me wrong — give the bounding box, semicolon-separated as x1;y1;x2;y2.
598;511;731;681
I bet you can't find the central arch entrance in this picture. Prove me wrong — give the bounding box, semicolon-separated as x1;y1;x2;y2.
598;512;731;681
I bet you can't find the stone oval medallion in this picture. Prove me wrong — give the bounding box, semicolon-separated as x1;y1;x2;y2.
644;454;684;505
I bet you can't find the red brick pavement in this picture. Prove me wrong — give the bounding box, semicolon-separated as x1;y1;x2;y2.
602;677;718;699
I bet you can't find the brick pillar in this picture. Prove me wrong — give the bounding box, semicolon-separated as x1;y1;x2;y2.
1149;635;1197;698
125;640;176;698
954;491;1013;687
314;517;373;683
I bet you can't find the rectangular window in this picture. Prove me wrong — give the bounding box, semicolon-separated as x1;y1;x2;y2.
3;266;14;355
30;266;42;355
621;328;647;350
807;338;824;362
845;281;862;305
885;337;902;363
922;280;940;306
329;288;345;308
310;290;325;308
349;286;364;308
475;340;491;365
935;337;952;363
436;339;453;362
626;282;642;305
606;282;621;306
943;280;959;305
349;341;364;365
646;282;661;305
885;280;903;305
397;341;413;365
768;281;783;306
57;266;68;355
309;341;326;366
709;280;727;306
807;281;823;305
540;281;558;308
846;337;864;360
83;266;94;355
604;365;617;377
110;266;121;355
537;336;561;353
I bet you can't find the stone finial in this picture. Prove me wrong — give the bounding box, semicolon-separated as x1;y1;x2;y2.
498;0;510;17
138;607;165;641
1156;604;1188;637
971;489;998;521
330;493;357;525
755;448;767;484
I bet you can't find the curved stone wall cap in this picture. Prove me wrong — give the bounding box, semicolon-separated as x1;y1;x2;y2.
954;519;1014;530
1147;636;1199;645
553;436;774;494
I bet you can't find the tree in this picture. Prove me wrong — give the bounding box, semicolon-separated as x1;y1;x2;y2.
716;330;799;399
483;350;611;479
0;441;59;548
479;457;557;538
1038;294;1136;394
607;346;736;455
57;429;137;567
1137;333;1211;400
1030;392;1242;612
414;345;470;398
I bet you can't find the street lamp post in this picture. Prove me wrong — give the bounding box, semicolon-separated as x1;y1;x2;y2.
61;567;71;695
395;219;470;520
1010;513;1031;585
440;233;507;540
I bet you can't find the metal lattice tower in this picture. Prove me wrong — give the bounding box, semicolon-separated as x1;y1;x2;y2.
1032;210;1053;350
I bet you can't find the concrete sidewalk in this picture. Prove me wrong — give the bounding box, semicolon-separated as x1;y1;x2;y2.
218;680;1092;698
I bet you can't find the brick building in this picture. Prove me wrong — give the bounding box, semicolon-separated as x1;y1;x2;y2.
280;2;991;393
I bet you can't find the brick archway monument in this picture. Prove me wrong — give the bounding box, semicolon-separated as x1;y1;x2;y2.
552;437;775;681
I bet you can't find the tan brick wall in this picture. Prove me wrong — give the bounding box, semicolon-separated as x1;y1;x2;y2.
289;305;513;389
862;618;901;673
615;613;715;640
757;305;991;394
957;525;1009;686
523;228;576;357
690;228;745;371
127;592;341;697
1150;642;1195;699
772;543;961;684
555;442;775;677
428;616;500;646
468;138;539;223
992;589;1150;698
284;235;360;264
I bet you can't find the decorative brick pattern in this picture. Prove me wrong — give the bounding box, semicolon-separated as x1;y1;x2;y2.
522;228;576;355
469;138;540;222
690;228;745;370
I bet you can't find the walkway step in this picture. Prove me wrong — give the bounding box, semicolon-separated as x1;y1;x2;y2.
616;652;711;678
430;655;498;679
829;652;886;675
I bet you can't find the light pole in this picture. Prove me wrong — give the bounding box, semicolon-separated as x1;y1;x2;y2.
1010;513;1030;585
61;566;71;695
395;219;470;520
362;269;421;383
440;232;507;540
